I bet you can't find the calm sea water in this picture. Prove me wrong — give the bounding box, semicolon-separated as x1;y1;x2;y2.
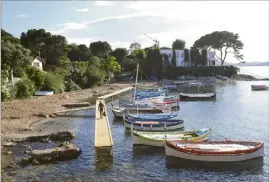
237;66;269;79
3;81;269;182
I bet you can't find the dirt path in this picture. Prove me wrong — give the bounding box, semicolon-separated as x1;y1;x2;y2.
1;82;137;135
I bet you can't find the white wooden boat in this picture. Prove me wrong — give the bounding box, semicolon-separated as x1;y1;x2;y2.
111;105;163;118
132;128;211;147
251;85;269;91
124;118;184;132
35;91;54;96
165;140;264;162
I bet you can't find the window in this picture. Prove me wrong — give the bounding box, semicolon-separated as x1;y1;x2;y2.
169;53;171;58
181;53;183;58
176;52;179;58
33;62;40;67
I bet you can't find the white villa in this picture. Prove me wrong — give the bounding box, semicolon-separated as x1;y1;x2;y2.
32;56;45;71
160;49;220;67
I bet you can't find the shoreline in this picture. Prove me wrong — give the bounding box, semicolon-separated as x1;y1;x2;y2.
231;74;269;81
1;82;137;135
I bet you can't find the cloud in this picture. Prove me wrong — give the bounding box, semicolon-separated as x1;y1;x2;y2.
75;8;89;12
15;13;28;18
49;13;148;34
66;37;93;46
87;13;147;24
93;1;115;7
49;22;88;34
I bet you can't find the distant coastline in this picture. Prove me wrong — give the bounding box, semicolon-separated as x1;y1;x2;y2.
233;62;269;67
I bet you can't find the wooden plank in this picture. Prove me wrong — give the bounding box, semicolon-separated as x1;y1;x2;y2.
95;100;113;147
98;87;133;99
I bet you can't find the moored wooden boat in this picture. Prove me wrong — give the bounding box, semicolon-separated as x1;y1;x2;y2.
251;85;269;91
179;93;216;101
124;118;184;131
127;112;178;120
111;105;163;118
119;100;152;108
165;140;264;162
132;128;211;147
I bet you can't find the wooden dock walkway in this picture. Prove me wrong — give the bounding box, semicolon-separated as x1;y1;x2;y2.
95;87;133;148
98;87;133;100
94;100;113;147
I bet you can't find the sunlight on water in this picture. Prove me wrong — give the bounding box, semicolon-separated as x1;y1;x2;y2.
237;66;269;78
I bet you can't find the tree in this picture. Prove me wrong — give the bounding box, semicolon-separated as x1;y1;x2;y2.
43;35;69;65
67;44;92;62
145;47;162;79
131;48;147;73
109;48;128;65
172;39;186;49
78;44;92;61
184;49;189;66
20;29;69;66
1;41;33;83
129;42;141;54
20;29;51;57
90;41;112;57
172;49;176;67
201;49;208;66
190;47;201;66
193;31;244;65
100;55;121;77
67;44;80;61
1;29;20;44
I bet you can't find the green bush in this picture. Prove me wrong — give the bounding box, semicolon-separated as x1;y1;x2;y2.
65;79;81;92
83;66;106;88
24;66;46;90
1;85;9;101
42;73;65;93
15;79;36;99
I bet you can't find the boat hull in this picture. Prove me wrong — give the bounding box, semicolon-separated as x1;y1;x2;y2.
165;141;264;162
124;119;184;132
132;130;210;147
112;108;163;118
127;113;178;120
251;85;268;91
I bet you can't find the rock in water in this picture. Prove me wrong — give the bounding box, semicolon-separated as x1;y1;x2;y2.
31;143;81;164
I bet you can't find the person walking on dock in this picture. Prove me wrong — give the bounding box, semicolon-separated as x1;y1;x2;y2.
98;101;105;119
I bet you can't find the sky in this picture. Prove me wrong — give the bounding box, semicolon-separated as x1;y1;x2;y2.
2;1;269;63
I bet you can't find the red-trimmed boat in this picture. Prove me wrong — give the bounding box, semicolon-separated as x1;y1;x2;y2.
251;85;268;91
165;140;264;162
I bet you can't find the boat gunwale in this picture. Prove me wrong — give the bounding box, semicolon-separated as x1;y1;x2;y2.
132;129;210;143
166;140;264;156
125;119;184;127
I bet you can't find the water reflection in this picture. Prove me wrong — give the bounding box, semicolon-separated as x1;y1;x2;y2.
95;147;113;171
132;146;165;158
166;156;264;172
